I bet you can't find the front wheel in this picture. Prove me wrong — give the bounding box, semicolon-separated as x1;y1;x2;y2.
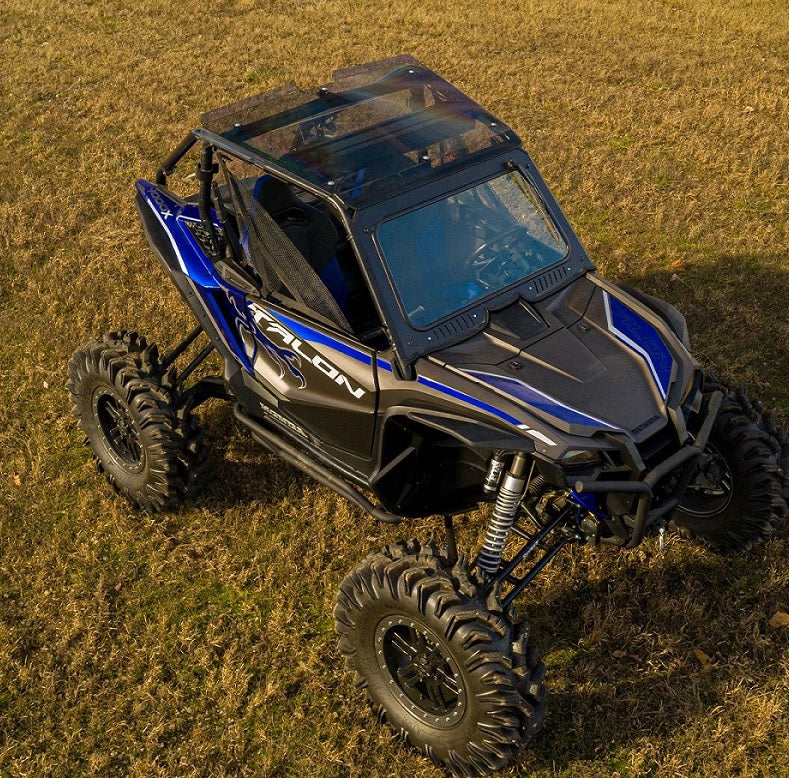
672;380;787;553
334;540;546;776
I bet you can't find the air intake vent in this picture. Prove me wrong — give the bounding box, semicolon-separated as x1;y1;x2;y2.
428;311;479;341
184;219;224;255
531;265;569;295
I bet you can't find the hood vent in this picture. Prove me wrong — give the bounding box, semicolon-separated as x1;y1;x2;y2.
424;266;570;348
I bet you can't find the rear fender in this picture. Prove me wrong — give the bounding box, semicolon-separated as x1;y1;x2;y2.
134;180;261;386
134;180;218;286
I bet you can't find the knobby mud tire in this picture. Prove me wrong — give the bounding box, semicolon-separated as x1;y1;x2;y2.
672;375;787;554
67;331;207;511
334;539;546;777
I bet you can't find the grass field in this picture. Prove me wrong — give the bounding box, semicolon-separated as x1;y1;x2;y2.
1;0;788;775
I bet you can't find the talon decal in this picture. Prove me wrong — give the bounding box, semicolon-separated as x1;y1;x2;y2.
248;309;306;388
246;302;367;399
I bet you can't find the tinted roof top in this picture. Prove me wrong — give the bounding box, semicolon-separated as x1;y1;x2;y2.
200;56;520;206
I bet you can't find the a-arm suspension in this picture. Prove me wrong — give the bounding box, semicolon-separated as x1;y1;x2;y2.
473;452;582;605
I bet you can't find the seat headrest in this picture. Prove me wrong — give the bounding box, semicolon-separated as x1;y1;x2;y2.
252;176;303;217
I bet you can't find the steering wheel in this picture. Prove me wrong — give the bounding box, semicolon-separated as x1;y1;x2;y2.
469;225;538;288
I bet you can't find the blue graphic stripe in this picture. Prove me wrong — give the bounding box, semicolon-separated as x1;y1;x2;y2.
376;358;393;372
137;181;252;370
197;288;254;373
472;371;615;428
605;292;673;400
139;186;187;274
417;376;523;427
465;370;616;429
267;309;372;366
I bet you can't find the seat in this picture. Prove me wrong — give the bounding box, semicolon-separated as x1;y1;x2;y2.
252;176;349;311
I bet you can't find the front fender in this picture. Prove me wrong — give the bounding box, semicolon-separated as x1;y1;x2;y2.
619;284;690;349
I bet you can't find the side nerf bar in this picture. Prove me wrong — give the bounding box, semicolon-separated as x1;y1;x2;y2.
233;404;404;525
574;390;723;548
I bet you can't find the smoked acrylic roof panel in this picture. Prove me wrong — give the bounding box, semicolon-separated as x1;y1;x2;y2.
200;56;520;206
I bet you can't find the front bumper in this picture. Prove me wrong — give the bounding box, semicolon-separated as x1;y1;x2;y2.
573;390;723;548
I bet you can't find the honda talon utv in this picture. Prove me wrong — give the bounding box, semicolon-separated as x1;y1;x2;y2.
67;56;788;776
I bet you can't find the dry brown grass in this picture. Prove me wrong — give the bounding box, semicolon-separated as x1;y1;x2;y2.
1;0;787;775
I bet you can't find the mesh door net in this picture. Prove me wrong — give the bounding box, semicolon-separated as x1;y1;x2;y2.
219;156;351;333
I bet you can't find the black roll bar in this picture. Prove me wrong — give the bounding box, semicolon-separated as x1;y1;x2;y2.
156;132;197;186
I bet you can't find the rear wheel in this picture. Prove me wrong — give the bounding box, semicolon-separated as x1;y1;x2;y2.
67;331;207;511
673;378;787;553
334;539;545;776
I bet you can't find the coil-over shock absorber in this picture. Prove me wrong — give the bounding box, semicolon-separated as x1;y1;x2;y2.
476;453;530;575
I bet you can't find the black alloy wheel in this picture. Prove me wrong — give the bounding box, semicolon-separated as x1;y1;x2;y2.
94;388;145;470
679;442;733;518
334;539;546;776
377;616;466;727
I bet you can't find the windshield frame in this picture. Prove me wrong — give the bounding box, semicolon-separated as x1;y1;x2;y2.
351;149;595;370
374;167;571;329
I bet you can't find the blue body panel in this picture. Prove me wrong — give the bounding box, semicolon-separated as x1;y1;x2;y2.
604;291;674;401
136;180;256;373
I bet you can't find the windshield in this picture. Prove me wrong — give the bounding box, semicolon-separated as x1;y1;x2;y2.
376;170;569;327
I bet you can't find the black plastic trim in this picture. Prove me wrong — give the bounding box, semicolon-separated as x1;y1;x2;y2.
156;133;198;186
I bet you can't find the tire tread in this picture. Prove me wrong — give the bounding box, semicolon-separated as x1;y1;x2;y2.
334;539;545;776
67;330;207;511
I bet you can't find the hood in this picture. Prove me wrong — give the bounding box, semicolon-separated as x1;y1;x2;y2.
433;277;682;442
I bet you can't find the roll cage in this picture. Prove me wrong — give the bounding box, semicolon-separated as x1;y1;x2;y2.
153;57;596;375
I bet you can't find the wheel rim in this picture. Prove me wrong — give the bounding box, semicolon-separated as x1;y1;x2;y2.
680;443;733;517
94;389;144;472
375;615;466;728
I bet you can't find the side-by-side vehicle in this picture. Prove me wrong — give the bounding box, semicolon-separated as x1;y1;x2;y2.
68;57;788;775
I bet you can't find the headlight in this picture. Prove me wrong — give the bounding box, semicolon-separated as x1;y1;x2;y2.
561;450;601;467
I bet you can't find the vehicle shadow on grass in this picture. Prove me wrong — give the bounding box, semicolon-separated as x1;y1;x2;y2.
196;400;314;510
522;538;789;772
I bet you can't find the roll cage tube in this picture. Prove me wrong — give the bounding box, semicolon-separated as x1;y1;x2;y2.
153;135;221;263
155;132;198;186
153;134;222;261
196;143;222;260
